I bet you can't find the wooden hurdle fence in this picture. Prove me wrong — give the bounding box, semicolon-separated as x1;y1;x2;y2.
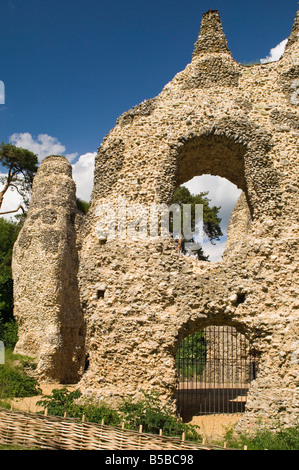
0;407;231;451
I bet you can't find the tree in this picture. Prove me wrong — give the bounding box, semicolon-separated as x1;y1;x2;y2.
0;217;23;349
76;198;90;214
0;142;38;213
172;185;222;260
0;218;22;323
175;331;207;379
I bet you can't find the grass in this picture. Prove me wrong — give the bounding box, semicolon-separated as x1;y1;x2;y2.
222;425;299;450
0;350;42;449
0;349;41;399
0;444;41;450
0;351;298;450
37;388;201;442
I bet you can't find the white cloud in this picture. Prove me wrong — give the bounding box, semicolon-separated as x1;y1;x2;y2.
0;150;96;218
9;131;96;199
203;238;227;263
0;133;96;218
184;175;242;262
185;175;241;235
0;174;24;220
260;38;288;64
72;152;96;202
9;132;78;162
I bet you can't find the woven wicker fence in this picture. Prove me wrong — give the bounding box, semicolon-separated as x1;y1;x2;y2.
0;408;216;450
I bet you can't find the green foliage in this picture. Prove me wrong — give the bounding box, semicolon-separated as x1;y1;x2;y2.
0;217;22;350
37;388;82;416
37;388;121;426
172;186;222;260
0;142;38;174
0;399;11;409
37;388;201;441
76;198;90;214
0;142;38;209
0;444;41;450
175;331;207;380
0;350;41;398
224;426;299;450
0;217;22;324
0;278;14;323
119;390;201;440
0;320;18;349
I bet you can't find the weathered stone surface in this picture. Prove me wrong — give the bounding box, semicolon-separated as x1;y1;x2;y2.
12;156;85;383
77;9;299;430
12;9;299;431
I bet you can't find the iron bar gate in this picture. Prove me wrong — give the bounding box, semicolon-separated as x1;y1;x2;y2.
175;326;257;419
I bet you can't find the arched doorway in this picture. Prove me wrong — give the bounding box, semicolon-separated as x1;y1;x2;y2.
175;325;257;421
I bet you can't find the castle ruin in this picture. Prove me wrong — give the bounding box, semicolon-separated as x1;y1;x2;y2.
12;10;299;431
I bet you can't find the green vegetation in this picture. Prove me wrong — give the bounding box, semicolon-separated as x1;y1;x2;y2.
0;362;298;449
118;390;200;440
76;198;90;214
0;349;41;399
37;388;201;441
223;425;299;450
175;331;207;380
0;218;22;325
0;444;41;450
0;217;23;359
0;217;23;362
37;387;120;426
172;185;222;260
0;142;38;211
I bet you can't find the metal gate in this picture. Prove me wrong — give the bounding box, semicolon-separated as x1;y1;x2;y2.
175;326;257;419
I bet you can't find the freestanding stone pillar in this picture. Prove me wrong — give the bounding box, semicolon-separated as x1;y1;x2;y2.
12;156;85;383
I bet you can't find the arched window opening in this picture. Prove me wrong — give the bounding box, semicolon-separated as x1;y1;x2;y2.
175;325;257;420
174;175;243;262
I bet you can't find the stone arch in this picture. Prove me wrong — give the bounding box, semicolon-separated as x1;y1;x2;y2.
168;286;262;419
156;119;280;220
175;322;258;418
174;313;252;357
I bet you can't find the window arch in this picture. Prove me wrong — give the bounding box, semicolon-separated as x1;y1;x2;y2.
182;174;243;262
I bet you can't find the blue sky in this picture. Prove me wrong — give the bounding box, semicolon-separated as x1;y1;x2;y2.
1;0;297;156
0;0;298;259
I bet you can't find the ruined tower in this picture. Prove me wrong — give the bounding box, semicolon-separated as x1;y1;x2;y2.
12;156;85;382
12;9;299;431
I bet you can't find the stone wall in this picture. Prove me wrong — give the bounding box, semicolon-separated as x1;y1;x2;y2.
12;9;299;431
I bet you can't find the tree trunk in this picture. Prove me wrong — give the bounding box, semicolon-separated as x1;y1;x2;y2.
0;168;15;210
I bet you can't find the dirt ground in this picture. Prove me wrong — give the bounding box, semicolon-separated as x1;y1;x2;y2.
9;383;76;414
189;414;242;443
8;384;241;443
